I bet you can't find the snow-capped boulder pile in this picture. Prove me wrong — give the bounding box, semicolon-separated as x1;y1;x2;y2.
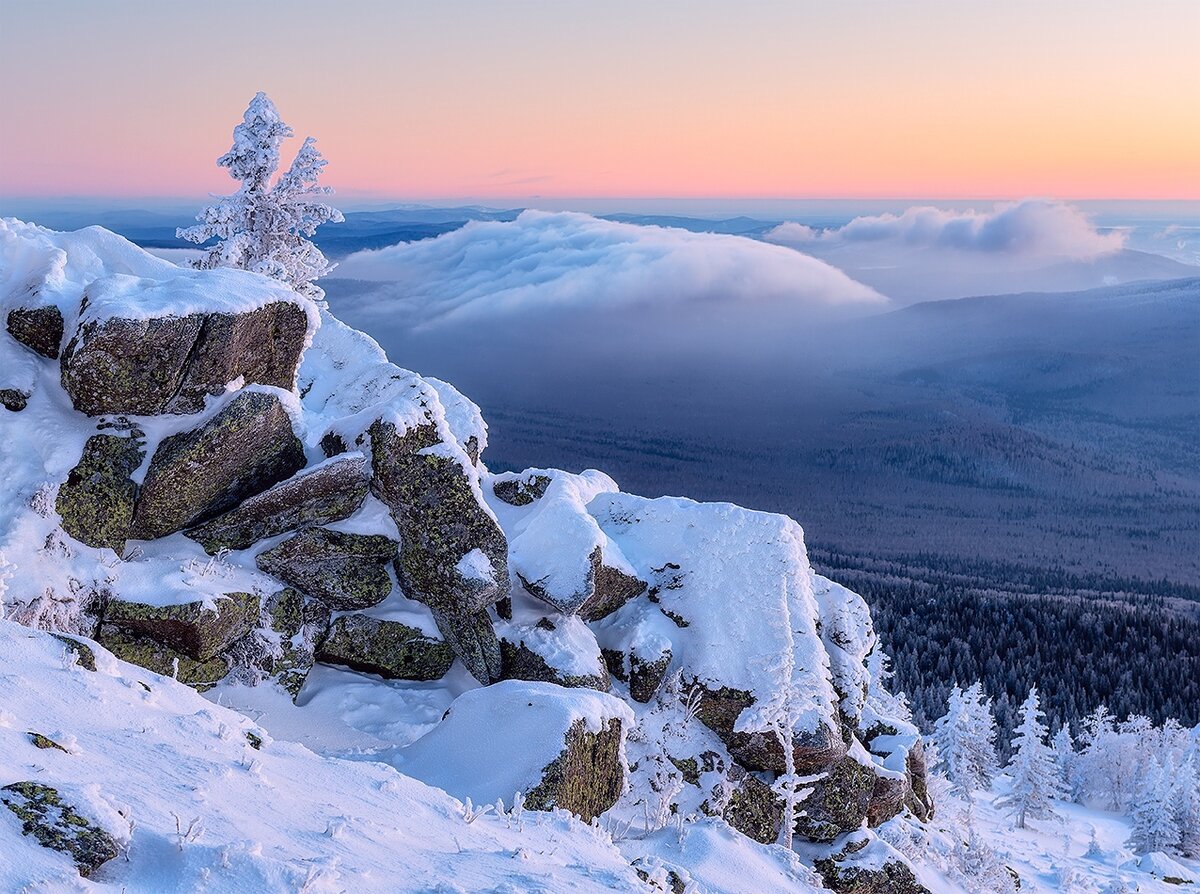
0;219;933;891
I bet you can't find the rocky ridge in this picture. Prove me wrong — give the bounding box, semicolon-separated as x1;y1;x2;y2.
0;219;933;892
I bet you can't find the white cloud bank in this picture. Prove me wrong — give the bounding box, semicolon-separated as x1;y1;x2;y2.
758;200;1198;304
766;200;1125;258
334;209;886;332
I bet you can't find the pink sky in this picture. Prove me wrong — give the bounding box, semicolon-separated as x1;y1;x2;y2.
1;1;1197;202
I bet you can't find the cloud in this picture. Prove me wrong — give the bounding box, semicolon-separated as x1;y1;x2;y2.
766;200;1125;258
333;209;886;332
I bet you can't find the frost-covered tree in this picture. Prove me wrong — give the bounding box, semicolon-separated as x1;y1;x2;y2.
1172;754;1200;857
178;92;344;301
1128;757;1181;855
932;682;999;795
996;688;1064;828
1052;725;1082;803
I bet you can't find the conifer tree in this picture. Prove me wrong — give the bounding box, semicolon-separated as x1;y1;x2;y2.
996;687;1065;828
178;92;344;300
1128;757;1181;855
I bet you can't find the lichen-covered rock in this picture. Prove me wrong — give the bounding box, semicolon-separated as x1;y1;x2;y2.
59;291;310;417
0;388;29;411
794;754;878;842
866;771;909;828
905;739;934;822
166;302;310;414
256;528;396;611
369;419;508;617
722;766;784;844
499;637;611;691
185;454;369;554
1;782;119;878
813;834;930;894
56;432;143;552
61;312;204;416
103;592;258;660
263;588;330;699
493;474;551;506
431;606;502;684
526;716;627;823
628;646;672;704
579;550;648;621
130;391;305;540
315;613;454;681
96;625;230;691
6;305;64;358
51;634;97;671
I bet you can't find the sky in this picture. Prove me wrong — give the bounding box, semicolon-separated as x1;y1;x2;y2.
0;0;1197;204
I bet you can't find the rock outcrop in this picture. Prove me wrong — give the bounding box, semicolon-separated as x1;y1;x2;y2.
315;613;454;681
103;593;258;661
130;391;305;540
56;432;144;552
256;528;396;611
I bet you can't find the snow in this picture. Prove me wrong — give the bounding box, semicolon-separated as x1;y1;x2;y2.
589;493;840;738
0;621;649;893
393;681;635;808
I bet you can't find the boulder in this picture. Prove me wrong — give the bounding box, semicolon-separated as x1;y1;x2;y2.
813;834;930;894
6;305;64;358
56;432;144;552
431;606;502;685
525;716;627;822
794;754;877;842
166;303;310;414
96;625;230;691
1;782;119;878
103;592;258;660
59;299;309;417
315;613;454;681
493;474;551;506
499;637;612;692
369;419;508;616
185;454;370;554
866;772;909;828
256;528;396;611
721;765;784;845
0;388;29;411
51;634;97;671
579;549;648;621
263;588;330;699
130;391;305;540
628;646;672;704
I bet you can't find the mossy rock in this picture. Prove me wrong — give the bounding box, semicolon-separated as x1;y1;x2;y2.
430;606;502;685
795;756;878;842
316;613;454;681
7;305;64;359
905;738;934;822
0;388;29;411
866;771;910;828
103;592;258;661
525;717;626;823
499;637;611;692
814;849;929;894
256;528;396;611
96;625;230;691
1;782;119;878
628;648;671;704
130;391;305;540
51;634;97;671
492;474;551;506
578;547;647;621
165;303;310;414
186;454;370;554
61;312;205;416
263;588;329;699
56;433;144;552
722;766;784;844
28;732;68;752
369;419;507;618
60;302;308;417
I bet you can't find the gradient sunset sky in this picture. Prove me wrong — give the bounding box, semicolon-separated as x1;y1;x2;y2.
1;0;1196;203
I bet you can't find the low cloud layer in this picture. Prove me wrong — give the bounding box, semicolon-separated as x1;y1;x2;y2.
334;209;885;332
766;200;1125;258
759;200;1193;304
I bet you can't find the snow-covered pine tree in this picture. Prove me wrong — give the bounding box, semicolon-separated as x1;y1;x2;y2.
996;687;1065;828
1052;725;1082;802
178;92;344;301
932;681;999;795
1128;757;1181;855
1172;754;1200;857
1077;705;1122;809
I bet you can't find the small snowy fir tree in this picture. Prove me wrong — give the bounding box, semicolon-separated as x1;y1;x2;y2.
178;92;344;301
996;687;1065;828
1128;757;1181;855
1172;754;1200;857
933;682;999;795
1052;725;1081;802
